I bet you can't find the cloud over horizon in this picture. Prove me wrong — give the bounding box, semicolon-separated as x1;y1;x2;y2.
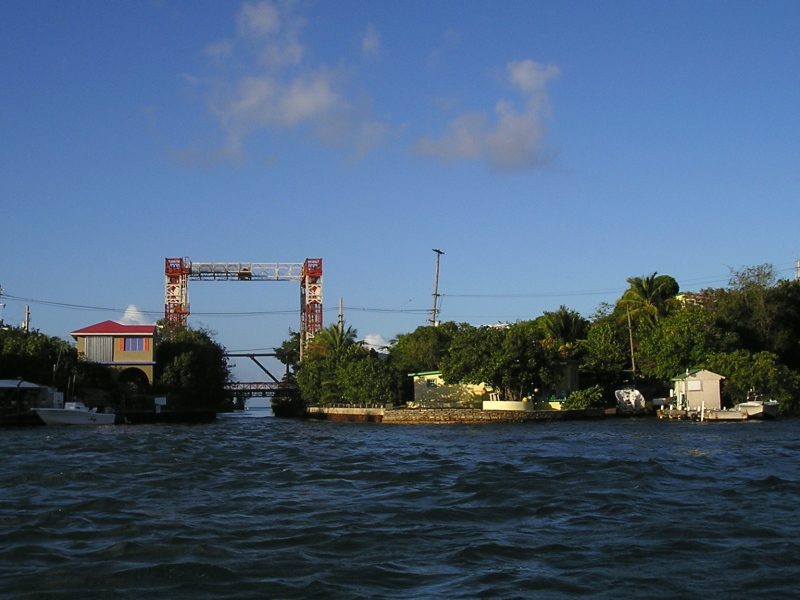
181;1;389;164
413;59;560;171
177;3;559;172
120;305;153;326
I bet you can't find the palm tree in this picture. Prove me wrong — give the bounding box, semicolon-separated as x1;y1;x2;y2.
540;306;589;357
308;322;359;356
617;272;678;328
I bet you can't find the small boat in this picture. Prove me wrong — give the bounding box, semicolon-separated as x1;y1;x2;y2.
701;408;749;421
733;399;779;420
615;388;646;413
696;391;779;421
35;402;116;425
217;398;271;419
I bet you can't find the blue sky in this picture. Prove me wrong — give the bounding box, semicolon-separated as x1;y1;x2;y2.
2;1;799;381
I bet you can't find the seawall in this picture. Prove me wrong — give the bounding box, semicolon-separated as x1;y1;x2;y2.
303;406;606;424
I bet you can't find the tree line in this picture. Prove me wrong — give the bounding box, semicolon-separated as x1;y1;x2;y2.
277;264;800;414
4;263;798;415
0;319;230;411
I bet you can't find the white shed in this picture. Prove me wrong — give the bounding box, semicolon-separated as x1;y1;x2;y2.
672;369;725;410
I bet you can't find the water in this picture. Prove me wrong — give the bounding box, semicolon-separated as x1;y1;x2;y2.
2;418;800;599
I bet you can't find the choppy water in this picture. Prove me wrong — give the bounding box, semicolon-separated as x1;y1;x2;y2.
2;417;799;599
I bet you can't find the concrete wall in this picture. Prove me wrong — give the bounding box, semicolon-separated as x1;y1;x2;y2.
384;408;604;423
482;400;535;411
302;406;606;423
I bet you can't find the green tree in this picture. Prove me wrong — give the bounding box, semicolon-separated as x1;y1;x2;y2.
441;322;562;402
0;327;79;388
307;323;359;357
704;350;800;412
636;305;737;380
154;323;231;410
274;329;300;375
387;322;464;403
766;279;800;370
616;272;679;328
561;384;605;410
537;305;589;358
339;353;395;405
579;321;628;390
708;265;800;369
388;322;462;375
296;323;396;407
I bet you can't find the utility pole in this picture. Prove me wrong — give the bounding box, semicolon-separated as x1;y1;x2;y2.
626;305;636;379
338;297;344;334
429;249;444;327
22;306;30;332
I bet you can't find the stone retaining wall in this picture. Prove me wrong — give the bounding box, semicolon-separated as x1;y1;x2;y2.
302;406;605;424
383;408;604;423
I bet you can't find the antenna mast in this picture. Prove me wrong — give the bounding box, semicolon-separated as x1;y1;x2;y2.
429;249;444;326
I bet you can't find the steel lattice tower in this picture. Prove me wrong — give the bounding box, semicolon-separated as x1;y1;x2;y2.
164;257;323;360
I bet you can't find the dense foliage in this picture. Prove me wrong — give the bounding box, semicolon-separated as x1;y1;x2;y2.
295;324;395;406
11;262;798;415
154;321;231;410
286;263;800;414
561;385;605;410
0;327;79;388
441;322;563;402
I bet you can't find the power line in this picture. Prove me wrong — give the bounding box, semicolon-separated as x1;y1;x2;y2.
4;263;797;320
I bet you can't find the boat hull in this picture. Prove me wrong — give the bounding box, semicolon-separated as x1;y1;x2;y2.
702;409;748;421
217;411;270;419
735;400;779;419
35;408;116;425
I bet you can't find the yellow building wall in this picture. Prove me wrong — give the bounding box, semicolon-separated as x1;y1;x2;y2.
75;335;155;384
111;336;154;363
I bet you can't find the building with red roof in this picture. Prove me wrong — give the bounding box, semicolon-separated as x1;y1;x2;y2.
71;320;157;387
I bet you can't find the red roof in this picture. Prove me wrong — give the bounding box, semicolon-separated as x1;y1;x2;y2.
71;320;156;337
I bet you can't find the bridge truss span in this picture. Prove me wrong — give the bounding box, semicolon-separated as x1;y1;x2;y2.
164;257;322;360
226;381;298;398
190;262;304;281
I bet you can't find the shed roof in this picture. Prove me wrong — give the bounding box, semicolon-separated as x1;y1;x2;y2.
0;380;42;389
672;368;725;381
71;320;156;337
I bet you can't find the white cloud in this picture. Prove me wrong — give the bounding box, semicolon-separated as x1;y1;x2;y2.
187;1;389;164
362;23;381;58
362;334;388;353
236;1;280;38
120;305;152;326
413;59;560;171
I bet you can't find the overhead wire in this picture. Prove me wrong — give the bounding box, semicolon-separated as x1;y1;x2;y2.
2;262;796;320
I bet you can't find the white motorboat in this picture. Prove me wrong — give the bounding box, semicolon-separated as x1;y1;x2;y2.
217;398;272;419
615;388;646;413
35;402;116;425
733;399;779;420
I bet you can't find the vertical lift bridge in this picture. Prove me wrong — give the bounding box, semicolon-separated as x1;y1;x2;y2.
164;258;322;360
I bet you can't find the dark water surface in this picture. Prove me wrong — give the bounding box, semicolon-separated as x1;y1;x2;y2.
2;417;799;599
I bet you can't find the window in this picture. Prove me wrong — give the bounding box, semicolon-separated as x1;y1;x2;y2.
426;378;438;388
124;338;145;352
85;337;113;362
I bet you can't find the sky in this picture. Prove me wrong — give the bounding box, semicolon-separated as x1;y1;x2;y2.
1;1;799;381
